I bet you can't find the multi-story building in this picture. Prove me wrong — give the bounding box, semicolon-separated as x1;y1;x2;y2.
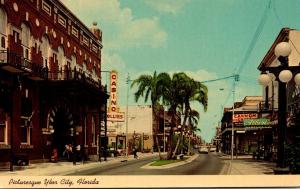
258;28;300;145
0;0;108;165
220;96;275;158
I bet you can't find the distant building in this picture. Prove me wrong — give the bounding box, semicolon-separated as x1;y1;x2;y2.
0;0;108;165
107;105;154;152
106;105;178;153
220;96;275;157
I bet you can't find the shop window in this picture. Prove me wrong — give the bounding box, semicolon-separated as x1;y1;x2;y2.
84;116;87;146
0;109;7;144
92;116;96;145
20;97;33;144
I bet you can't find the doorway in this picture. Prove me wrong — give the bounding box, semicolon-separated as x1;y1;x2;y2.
52;109;73;160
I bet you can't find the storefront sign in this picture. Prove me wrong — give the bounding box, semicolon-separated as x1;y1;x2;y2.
107;112;125;122
243;118;270;126
233;113;258;123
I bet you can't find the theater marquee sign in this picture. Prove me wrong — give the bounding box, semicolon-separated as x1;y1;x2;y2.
107;70;125;122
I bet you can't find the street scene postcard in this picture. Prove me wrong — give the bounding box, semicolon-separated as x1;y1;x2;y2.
0;0;300;188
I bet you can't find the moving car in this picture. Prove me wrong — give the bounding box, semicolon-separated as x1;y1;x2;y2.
199;145;209;154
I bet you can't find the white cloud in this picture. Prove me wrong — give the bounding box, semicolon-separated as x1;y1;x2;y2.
144;0;190;14
60;0;167;49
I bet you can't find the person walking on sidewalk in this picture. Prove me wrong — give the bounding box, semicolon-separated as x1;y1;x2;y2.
133;146;138;159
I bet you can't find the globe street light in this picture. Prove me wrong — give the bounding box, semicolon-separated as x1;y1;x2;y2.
258;41;300;174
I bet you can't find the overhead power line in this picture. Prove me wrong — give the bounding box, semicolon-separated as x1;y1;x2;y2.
234;0;271;75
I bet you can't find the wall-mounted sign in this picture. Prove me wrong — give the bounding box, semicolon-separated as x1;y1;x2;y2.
233;113;258;123
107;70;125;122
243;118;270;126
109;70;118;112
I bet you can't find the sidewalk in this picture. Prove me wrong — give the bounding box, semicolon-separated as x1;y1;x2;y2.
0;152;161;176
218;153;276;175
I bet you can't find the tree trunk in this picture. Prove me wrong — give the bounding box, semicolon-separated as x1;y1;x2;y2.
155;134;162;160
171;132;182;159
171;107;189;159
152;104;162;160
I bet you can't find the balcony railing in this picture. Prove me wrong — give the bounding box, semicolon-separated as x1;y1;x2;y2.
47;69;101;89
258;101;276;112
0;49;103;90
0;49;46;78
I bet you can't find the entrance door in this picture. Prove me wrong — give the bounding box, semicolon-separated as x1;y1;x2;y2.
52;109;72;160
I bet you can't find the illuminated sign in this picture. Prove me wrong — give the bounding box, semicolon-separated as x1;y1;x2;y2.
233;113;258;123
107;70;125;122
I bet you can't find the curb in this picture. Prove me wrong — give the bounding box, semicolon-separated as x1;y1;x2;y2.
1;153;160;176
141;154;199;169
219;160;230;175
49;154;157;175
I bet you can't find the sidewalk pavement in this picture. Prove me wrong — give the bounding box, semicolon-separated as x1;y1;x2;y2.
217;153;276;175
0;152;161;176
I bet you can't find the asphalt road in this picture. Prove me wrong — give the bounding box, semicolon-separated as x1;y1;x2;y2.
68;153;225;175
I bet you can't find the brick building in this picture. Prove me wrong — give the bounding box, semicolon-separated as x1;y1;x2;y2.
0;0;108;165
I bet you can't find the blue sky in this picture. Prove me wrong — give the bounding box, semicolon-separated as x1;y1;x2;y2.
61;0;300;142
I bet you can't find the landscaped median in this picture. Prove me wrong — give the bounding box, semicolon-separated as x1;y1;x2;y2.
141;154;199;169
150;157;188;166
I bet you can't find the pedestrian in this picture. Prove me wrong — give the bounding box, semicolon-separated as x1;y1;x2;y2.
133;146;138;159
75;144;81;161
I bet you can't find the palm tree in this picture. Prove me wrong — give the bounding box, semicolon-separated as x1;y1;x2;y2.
166;73;208;159
132;71;208;160
131;71;170;160
187;109;201;154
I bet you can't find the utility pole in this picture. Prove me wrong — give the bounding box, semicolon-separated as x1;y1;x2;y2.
125;73;130;157
163;110;166;153
231;74;239;161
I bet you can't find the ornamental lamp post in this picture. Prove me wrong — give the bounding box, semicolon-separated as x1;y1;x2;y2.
258;41;300;174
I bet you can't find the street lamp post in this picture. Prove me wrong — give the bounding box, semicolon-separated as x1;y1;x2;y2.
258;41;300;174
125;73;131;157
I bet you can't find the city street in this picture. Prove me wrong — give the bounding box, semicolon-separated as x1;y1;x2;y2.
67;153;225;175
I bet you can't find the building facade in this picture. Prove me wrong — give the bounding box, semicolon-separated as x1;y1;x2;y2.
107;105;154;153
0;0;108;165
221;96;275;159
258;28;300;145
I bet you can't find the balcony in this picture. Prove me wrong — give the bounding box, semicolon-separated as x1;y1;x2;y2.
258;101;275;113
47;69;101;89
0;49;46;80
0;49;105;91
